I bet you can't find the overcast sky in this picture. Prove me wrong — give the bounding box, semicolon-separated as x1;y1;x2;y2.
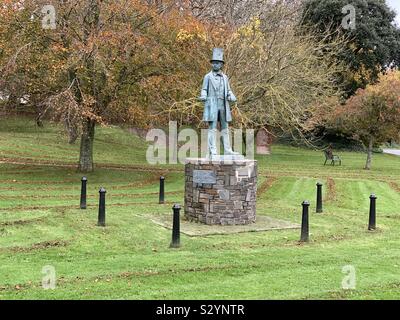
386;0;400;26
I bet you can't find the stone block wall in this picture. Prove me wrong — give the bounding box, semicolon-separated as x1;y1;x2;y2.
184;158;257;225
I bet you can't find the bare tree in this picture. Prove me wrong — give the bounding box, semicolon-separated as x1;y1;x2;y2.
163;1;346;143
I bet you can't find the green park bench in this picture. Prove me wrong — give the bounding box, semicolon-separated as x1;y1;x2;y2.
323;149;342;166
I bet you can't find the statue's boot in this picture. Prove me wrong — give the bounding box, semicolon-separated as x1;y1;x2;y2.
221;128;240;155
208;129;218;158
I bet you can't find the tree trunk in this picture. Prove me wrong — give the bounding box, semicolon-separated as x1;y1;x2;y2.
77;0;99;173
365;138;373;170
78;119;96;172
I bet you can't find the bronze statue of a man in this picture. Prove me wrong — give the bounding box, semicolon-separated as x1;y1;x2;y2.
199;48;239;158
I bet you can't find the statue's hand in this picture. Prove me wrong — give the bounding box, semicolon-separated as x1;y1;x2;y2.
198;96;207;102
228;93;237;103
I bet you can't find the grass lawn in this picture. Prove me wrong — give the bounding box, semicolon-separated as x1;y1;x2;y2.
1;116;400;300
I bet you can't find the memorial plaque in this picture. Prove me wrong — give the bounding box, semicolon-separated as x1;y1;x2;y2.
193;170;216;184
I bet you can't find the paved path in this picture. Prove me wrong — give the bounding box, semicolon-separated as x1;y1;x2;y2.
383;149;400;156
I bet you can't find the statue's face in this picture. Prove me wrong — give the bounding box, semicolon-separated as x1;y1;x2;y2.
211;61;223;72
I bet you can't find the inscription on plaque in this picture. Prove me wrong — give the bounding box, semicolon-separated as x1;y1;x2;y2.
193;170;216;184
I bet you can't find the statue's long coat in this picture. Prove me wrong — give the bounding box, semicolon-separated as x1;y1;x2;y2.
200;71;235;122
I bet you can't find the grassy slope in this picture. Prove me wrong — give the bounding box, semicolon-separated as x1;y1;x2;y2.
1;116;400;299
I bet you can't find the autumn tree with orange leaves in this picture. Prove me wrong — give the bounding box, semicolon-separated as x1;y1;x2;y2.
331;71;400;170
0;0;215;172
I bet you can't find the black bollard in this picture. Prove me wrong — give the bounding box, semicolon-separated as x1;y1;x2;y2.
316;182;323;213
159;176;165;204
170;204;181;248
300;201;310;242
368;194;377;231
80;177;87;209
98;187;106;227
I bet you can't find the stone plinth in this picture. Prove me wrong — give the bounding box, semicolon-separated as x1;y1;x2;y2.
184;158;257;225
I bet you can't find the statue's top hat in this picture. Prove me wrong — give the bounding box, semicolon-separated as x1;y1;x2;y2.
210;48;224;63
